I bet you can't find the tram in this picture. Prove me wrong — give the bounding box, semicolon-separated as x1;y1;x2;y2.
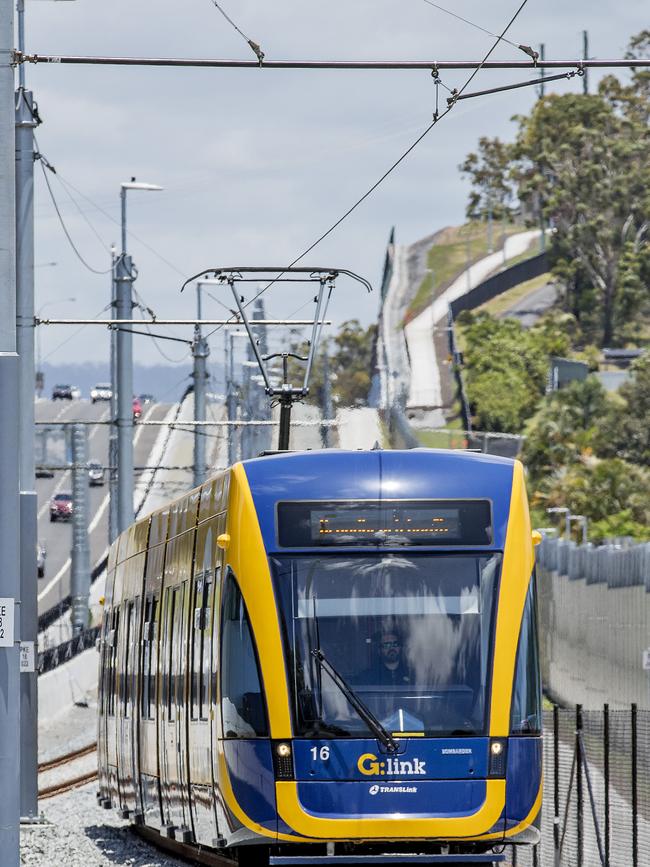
97;448;542;865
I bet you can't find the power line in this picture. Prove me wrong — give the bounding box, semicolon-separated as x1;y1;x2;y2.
205;0;533;344
419;0;538;61
55;172;188;279
36;150;112;276
207;0;265;64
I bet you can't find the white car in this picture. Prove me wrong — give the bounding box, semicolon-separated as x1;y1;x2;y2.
87;460;105;486
91;383;112;403
70;385;82;400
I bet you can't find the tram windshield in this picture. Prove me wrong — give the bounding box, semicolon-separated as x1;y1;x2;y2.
271;554;500;738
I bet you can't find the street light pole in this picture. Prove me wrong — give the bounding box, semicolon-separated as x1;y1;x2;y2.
0;0;21;859
15;59;38;825
114;180;162;533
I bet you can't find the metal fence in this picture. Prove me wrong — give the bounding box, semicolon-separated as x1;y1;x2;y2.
537;536;650;709
449;251;549;317
505;705;650;867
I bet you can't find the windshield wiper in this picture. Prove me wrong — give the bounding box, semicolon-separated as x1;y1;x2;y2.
311;649;398;753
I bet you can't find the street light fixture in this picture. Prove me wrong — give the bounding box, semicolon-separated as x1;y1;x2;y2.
547;506;572;540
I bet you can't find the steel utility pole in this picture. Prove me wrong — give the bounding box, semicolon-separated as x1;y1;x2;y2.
70;425;90;633
108;245;118;543
15;0;38;818
539;44;546;98
226;332;238;466
0;0;22;859
321;345;334;448
115;181;162;533
583;31;589;95
192;282;209;488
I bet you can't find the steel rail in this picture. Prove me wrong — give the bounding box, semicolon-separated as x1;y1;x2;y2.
38;769;98;799
15;52;650;70
133;825;237;867
38;742;96;773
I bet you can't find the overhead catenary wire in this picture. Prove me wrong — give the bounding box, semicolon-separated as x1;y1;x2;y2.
207;0;265;65
419;0;538;61
36;150;112;276
204;0;533;343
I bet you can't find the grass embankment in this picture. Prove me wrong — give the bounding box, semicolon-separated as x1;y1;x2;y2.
404;221;530;324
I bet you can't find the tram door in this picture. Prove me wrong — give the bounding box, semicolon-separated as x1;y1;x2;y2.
118;596;140;817
160;581;190;837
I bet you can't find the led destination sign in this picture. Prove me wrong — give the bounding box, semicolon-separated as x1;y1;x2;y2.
277;500;492;547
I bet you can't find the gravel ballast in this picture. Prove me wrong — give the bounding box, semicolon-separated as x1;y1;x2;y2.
21;784;189;867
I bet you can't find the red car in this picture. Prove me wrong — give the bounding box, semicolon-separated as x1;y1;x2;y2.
132;397;142;421
50;492;73;523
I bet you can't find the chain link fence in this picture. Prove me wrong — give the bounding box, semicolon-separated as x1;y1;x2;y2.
506;705;650;867
537;536;650;709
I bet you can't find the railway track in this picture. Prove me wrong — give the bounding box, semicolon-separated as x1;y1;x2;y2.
38;741;98;800
134;825;238;866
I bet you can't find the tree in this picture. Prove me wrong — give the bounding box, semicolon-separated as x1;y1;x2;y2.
459;137;516;221
521;376;614;486
602;353;650;467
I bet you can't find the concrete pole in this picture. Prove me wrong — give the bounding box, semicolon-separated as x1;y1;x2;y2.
108;247;118;543
15;81;38;820
70;425;90;634
192;282;209;488
0;0;22;858
115;250;134;532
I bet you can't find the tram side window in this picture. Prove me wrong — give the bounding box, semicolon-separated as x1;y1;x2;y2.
220;572;268;737
167;588;179;721
108;609;120;717
191;573;213;721
510;578;542;734
123;602;134;718
141;597;159;720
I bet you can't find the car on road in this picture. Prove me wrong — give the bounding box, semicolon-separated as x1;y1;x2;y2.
35;464;54;479
132;396;142;420
36;543;46;578
87;460;105;486
91;383;112;403
52;384;73;400
139;393;155;404
70;385;82;400
50;491;73;522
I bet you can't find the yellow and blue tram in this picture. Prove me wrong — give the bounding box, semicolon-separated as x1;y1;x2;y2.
97;449;542;865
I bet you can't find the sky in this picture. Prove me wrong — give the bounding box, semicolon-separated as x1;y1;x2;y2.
23;0;648;370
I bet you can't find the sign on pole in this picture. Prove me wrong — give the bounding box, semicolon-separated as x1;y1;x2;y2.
642;649;650;671
0;597;15;647
20;641;34;673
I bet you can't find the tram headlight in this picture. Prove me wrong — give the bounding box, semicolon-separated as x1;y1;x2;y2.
488;738;507;777
273;741;294;780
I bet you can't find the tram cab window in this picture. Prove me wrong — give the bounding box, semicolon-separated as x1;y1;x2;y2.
272;553;500;738
220;572;268;737
510;578;542;734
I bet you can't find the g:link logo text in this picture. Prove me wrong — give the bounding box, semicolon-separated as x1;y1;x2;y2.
357;752;426;776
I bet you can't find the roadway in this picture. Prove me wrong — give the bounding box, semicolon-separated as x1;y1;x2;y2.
35;398;170;619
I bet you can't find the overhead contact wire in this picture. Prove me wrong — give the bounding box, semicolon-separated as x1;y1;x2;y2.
208;0;265;64
205;0;533;341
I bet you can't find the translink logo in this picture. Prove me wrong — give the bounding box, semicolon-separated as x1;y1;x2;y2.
357;752;426;776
